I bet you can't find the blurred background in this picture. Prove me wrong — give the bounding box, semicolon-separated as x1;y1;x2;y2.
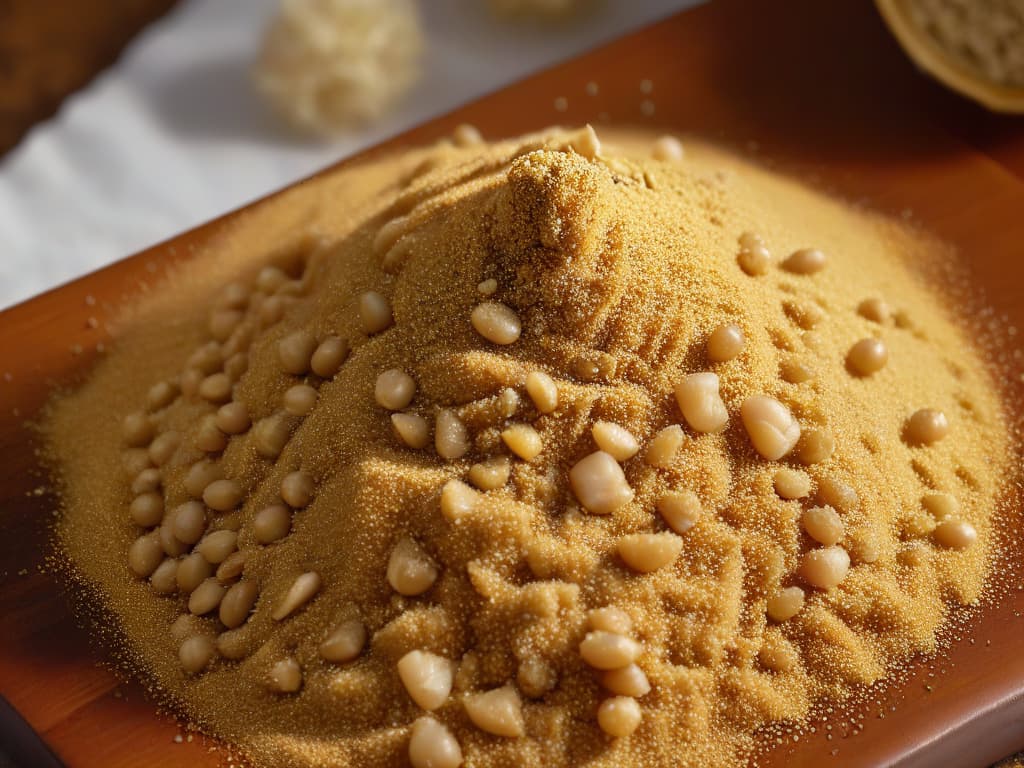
0;0;699;310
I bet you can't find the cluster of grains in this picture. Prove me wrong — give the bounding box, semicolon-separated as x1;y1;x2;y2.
255;0;424;134
904;0;1024;88
46;126;1010;768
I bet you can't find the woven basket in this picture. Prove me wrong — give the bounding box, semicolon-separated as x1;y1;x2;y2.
876;0;1024;113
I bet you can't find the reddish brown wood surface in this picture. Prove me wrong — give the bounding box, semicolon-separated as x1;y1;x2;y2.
1;1;1023;766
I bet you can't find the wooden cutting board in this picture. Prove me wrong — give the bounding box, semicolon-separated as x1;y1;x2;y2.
1;1;1023;766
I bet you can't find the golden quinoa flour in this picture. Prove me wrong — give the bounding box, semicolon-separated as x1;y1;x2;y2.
45;127;1011;767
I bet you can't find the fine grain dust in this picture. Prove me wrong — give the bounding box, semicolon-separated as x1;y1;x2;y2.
44;127;1012;767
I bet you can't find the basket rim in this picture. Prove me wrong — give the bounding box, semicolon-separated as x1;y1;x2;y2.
875;0;1024;114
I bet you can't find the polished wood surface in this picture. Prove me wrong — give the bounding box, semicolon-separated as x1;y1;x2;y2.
1;1;1023;766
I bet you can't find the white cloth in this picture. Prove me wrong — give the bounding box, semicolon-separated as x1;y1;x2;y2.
0;0;699;309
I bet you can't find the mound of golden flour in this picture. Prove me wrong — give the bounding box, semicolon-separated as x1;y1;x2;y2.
46;128;1009;767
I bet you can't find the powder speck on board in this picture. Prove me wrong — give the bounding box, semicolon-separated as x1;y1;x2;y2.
44;127;1012;767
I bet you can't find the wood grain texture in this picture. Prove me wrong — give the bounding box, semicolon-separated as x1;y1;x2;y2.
0;0;178;155
1;1;1023;766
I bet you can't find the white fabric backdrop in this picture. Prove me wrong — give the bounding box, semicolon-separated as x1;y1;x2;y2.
0;0;699;310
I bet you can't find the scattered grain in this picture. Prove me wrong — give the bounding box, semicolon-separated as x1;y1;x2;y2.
375;369;417;410
392;413;430;449
197;530;238;564
150;558;179;595
651;135;684;161
387;537;438;596
253;415;291;458
176;553;214;593
397;650;455;710
774;468;811;499
847;338;888;376
253;504;292;544
569;451;634;514
934;519;977;549
766;586;805;622
267;658;302;693
122;412;156;447
203;479;243;512
216;402;251;434
780;357;816;384
471;302;521;345
922;492;959;520
171;501;208;544
644;426;684;468
782;248;827;274
800;546;850;589
453;123;483;147
281;471;315;508
130;492;164;527
524;371;558;414
588;606;633;635
906;408;949;446
468;457;511;491
797;428;834;465
310;336;349;377
272;571;321;620
195;416;228;453
802;505;844;546
464;686;525;737
188;578;227;615
656;490;702;533
409;717;463;768
740;396;801;460
320;619;366;662
501;424;543;461
592;421;640;461
858;297;891;324
179;635;216;674
579;631;642;670
278;330;317;375
146;381;179;411
600;664;650;697
130;467;161;495
359;291;393;334
707;324;745;362
128;533;164;577
737;231;771;275
597;697;642;738
674;372;729;433
199;373;233;403
283;384;318;416
617;532;683;573
148;431;181;466
435;410;469;460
